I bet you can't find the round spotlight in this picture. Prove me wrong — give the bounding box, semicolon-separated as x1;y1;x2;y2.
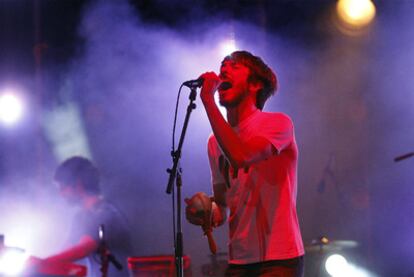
336;0;376;28
325;254;349;276
0;248;29;275
0;92;24;125
219;38;237;57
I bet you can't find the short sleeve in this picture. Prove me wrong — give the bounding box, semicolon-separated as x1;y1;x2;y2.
207;135;226;185
259;113;293;154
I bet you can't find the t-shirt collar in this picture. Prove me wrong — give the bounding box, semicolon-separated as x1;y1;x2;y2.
233;109;261;131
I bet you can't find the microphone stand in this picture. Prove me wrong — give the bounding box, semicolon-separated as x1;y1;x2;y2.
394;151;414;162
98;224;123;277
166;86;197;277
0;234;4;251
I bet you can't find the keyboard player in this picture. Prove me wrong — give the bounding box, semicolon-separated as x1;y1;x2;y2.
44;156;133;277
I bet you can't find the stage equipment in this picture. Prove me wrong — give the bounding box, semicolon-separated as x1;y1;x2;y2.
325;254;349;276
98;224;123;277
165;80;199;277
0;92;24;125
128;255;191;277
183;78;203;88
0;246;28;275
394;151;414;162
304;236;359;277
305;236;358;253
219;37;237;56
336;0;376;28
22;256;87;276
185;192;217;254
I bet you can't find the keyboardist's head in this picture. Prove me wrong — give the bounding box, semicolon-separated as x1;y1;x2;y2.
54;156;101;205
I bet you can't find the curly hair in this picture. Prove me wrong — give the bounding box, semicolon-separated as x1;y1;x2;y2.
222;51;278;110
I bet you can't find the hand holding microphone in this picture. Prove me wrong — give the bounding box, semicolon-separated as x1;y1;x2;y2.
185;192;217;254
182;73;232;97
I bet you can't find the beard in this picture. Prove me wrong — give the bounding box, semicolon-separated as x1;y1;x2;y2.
219;88;249;108
219;98;240;108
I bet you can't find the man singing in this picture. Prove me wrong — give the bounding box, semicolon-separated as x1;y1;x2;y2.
188;51;304;276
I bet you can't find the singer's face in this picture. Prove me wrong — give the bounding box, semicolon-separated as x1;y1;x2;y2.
58;181;83;205
218;60;251;108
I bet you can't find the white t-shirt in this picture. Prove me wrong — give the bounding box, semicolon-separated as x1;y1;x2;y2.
207;110;304;264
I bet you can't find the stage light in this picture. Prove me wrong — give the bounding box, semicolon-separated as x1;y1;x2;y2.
336;0;376;28
0;92;24;125
219;38;237;57
0;247;29;275
324;252;377;276
325;254;349;276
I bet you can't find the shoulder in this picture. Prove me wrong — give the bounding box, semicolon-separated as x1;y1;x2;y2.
95;200;125;220
259;112;293;127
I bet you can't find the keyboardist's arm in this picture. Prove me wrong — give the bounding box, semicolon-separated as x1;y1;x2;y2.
45;235;98;263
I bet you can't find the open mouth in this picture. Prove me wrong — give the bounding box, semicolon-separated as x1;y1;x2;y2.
218;81;232;91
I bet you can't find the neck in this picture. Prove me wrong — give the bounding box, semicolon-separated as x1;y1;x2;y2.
226;99;258;127
83;194;101;210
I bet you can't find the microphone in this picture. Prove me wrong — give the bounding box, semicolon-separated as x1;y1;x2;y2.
183;78;203;88
183;78;233;91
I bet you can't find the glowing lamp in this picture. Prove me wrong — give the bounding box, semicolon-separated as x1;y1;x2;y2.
336;0;376;28
219;38;237;57
0;247;29;275
0;92;24;125
325;254;349;276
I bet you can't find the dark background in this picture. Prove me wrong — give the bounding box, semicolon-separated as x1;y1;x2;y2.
1;0;413;276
